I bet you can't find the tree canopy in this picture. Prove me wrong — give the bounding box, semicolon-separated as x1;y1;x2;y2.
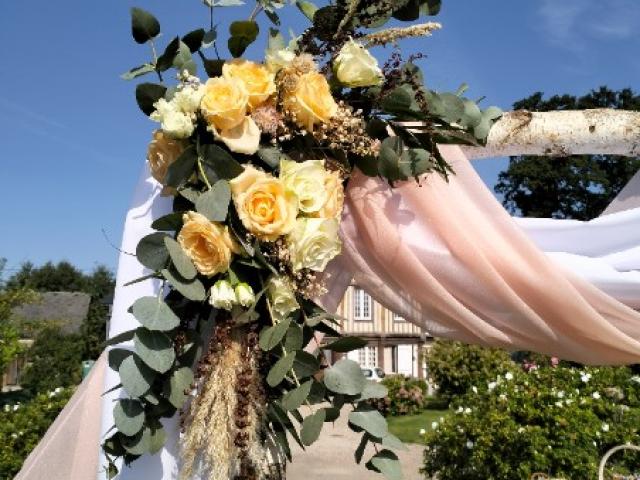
495;87;640;220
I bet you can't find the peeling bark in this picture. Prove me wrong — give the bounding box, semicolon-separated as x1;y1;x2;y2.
459;109;640;159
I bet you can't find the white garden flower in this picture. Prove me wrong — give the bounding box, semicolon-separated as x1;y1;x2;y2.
505;372;514;381
466;440;474;449
333;39;384;88
151;99;195;139
13;404;19;411
234;282;256;307
554;401;563;408
419;428;426;435
488;381;497;391
431;421;439;430
557;391;565;398
602;423;610;432
173;84;205;114
499;394;507;401
209;279;236;310
581;373;591;383
456;406;464;414
592;392;601;400
464;408;471;414
472;386;478;394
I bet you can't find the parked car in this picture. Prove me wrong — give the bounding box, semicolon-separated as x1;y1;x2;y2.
361;367;386;382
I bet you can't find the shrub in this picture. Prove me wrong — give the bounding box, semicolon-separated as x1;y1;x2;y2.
371;374;429;416
426;339;514;399
0;387;73;478
422;365;640;479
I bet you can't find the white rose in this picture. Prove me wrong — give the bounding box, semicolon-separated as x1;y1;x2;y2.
235;282;256;307
266;48;296;73
209;279;236;310
280;159;328;214
151;99;195;139
173;84;205;114
267;276;299;321
288;217;341;272
333;39;383;88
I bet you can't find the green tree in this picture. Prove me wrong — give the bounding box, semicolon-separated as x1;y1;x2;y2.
495;87;640;220
7;261;114;359
20;325;83;394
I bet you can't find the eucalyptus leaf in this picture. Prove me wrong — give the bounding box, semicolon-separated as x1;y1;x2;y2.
283;323;303;352
173;41;197;75
257;147;283;169
121;63;155;81
164;237;197;280
266;352;295;387
292;350;319;379
134;329;176;373
131;7;160;44
166;367;195;408
200;144;244;179
281;380;313;411
156;37;180;72
366;450;403;480
296;0;318;20
202;28;218;48
148;425;167;454
161;268;207;301
108;348;133;370
131;296;180;331
358;380;388;401
136;232;170;271
324;358;366;395
324;336;368;353
300;409;326;446
382;432;408;451
182;28;205;53
135;83;167;116
105;328;137;347
195;180;231;221
151;212;183;231
203;58;225;77
259;317;292;351
122;428;152;456
348;408;388;438
165;146;197;189
228;20;259;57
355;433;369;464
113;399;145;436
119;354;155;398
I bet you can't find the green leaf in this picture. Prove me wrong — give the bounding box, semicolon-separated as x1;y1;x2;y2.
203;58;225;78
135;83;167;116
228;20;259;57
131;296;180;331
165;146;198;189
324;358;366;395
202;28;218;48
121;63;155;81
119;354;155;398
173;41;197;75
105;328;137;347
358;380;388;401
366;450;403;480
349;408;388;438
131;7;160;44
122;428;152;456
257;147;283;169
151;212;183;231
148;425;167;454
355;433;369;463
281;380;313;411
266;352;295;387
284;323;303;352
161;268;206;301
195;180;231;221
200;144;244;179
324;336;368;353
108;348;133;370
378;137;404;182
113;399;145;436
164;237;197;280
296;0;318;20
300;409;326;446
382;85;419;117
134;329;176;373
182;28;205;53
420;0;441;16
259;317;292;351
393;0;419;21
399;148;432;179
292;351;319;378
136;232;170;271
382;432;408;451
166;367;195;408
156;36;180;72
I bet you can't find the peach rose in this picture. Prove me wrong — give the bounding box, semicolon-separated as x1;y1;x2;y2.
283;71;338;131
229;166;298;241
223;59;276;110
316;169;344;219
200;77;249;131
146;130;185;186
177;211;239;276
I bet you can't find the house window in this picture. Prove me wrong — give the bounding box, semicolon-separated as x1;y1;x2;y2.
393;312;405;322
357;346;378;368
353;288;372;320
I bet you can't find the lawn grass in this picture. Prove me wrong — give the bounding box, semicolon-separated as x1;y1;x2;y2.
387;409;450;445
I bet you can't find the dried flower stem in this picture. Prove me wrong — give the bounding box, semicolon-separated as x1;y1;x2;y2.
362;22;442;47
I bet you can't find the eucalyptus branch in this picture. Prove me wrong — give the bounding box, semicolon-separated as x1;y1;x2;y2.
248;3;263;21
149;39;164;82
197;156;213;189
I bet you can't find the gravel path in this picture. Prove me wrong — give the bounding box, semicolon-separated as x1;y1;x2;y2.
288;409;424;480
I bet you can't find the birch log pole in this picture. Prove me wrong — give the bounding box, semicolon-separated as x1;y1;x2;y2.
459;108;640;159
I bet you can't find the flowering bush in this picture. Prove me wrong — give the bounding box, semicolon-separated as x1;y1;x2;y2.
422;365;640;479
0;387;73;478
370;375;429;416
426;339;515;400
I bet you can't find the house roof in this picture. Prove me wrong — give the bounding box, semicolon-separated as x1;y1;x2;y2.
11;291;91;334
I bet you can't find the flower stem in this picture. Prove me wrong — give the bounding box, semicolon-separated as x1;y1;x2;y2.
149;39;164;83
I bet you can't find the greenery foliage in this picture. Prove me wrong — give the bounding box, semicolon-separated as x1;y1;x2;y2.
369;374;429;416
0;387;74;479
426;339;514;399
422;364;640;480
495;87;640;220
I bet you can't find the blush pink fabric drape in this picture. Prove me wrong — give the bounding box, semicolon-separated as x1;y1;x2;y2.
321;145;640;364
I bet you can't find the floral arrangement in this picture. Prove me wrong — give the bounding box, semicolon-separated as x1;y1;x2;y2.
104;1;501;478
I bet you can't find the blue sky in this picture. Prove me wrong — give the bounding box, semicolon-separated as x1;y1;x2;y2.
1;0;639;276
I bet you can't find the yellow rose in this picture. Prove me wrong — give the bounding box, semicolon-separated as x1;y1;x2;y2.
223;59;276;110
333;39;383;88
200;77;248;131
279;159;328;214
177;211;239;277
287;217;341;272
283;71;338;131
316;169;344;219
230;166;298;241
146;130;185;186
